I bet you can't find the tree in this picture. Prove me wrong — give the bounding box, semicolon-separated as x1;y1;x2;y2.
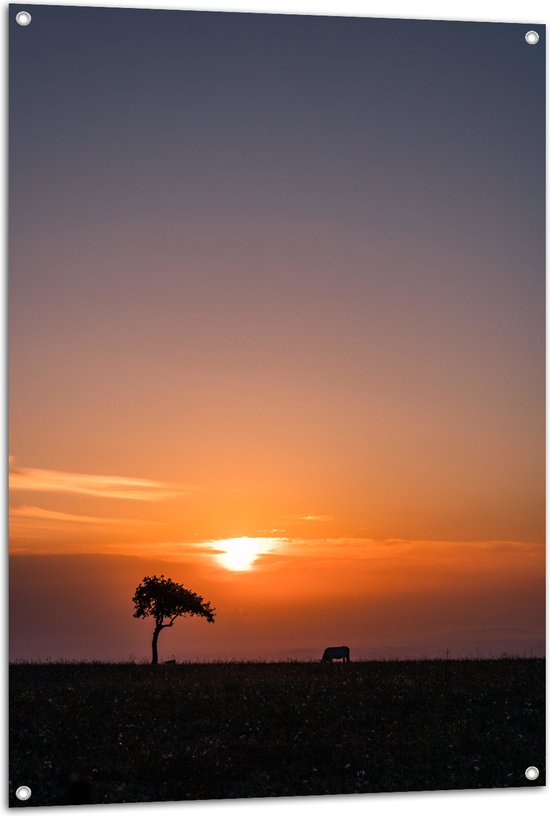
132;575;216;664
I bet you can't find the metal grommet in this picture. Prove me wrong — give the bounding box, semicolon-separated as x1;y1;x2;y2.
525;31;539;45
16;786;32;801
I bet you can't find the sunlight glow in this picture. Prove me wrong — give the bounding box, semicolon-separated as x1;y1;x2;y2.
211;536;281;571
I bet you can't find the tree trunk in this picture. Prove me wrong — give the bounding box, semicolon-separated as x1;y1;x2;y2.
151;626;162;665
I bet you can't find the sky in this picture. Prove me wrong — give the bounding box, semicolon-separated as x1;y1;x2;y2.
9;5;545;661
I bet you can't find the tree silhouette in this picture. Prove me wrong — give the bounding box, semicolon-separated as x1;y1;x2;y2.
132;575;216;664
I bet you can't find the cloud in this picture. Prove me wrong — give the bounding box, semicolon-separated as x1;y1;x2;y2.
256;536;545;566
285;514;334;522
9;461;189;501
10;506;162;526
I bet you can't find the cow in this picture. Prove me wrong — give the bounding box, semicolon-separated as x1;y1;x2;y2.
164;659;177;665
321;646;350;663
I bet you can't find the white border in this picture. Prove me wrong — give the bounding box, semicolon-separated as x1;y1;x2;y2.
1;2;547;816
1;0;549;24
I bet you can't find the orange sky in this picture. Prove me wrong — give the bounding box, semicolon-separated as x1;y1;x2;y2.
7;297;546;659
9;540;545;662
8;457;545;661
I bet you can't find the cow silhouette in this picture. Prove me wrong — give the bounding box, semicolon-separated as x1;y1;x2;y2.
164;659;176;665
321;646;350;662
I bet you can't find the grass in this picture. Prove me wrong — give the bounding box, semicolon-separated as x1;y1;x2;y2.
9;658;545;806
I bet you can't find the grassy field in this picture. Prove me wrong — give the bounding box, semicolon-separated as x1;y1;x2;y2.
9;658;545;806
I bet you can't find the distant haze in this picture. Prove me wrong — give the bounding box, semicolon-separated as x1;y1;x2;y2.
9;7;545;661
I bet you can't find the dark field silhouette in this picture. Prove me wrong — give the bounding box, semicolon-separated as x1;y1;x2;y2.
10;658;545;806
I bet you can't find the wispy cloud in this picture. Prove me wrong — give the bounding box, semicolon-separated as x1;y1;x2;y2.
285;514;334;522
9;461;189;501
10;506;162;526
274;537;545;561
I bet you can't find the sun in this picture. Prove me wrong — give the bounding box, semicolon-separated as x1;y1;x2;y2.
212;536;280;571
